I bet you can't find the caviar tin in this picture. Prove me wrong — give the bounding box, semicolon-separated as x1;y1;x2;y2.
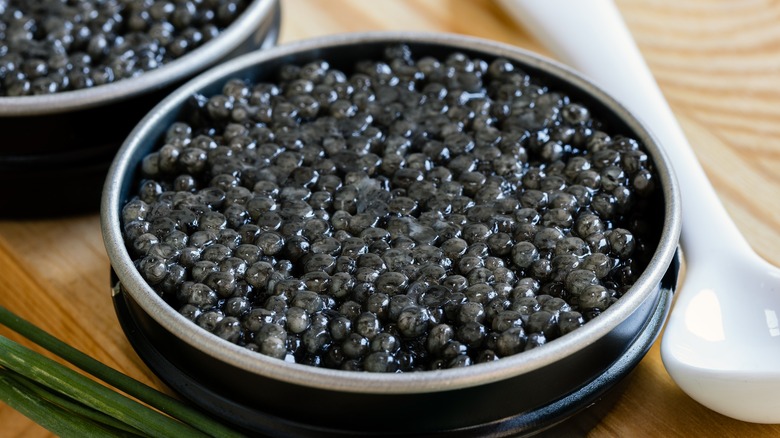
102;33;682;435
0;0;281;217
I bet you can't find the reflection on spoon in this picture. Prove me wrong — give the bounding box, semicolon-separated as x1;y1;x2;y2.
685;289;724;343
766;310;780;337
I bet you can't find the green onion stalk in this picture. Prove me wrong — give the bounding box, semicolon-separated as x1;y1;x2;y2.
0;305;245;437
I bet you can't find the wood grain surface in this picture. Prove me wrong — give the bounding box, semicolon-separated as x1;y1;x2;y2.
2;0;780;436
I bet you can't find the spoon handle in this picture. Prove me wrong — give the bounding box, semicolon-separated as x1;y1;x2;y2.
498;0;751;260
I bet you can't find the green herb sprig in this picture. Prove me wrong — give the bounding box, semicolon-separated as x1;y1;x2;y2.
0;305;245;437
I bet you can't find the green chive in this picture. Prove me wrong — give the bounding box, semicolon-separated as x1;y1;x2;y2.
0;305;244;438
2;368;144;436
0;335;209;438
0;371;134;438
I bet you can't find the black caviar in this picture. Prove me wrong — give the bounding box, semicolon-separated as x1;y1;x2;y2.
122;45;661;372
0;0;250;96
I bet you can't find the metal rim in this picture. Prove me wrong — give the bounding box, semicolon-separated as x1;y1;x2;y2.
0;0;276;116
101;31;682;395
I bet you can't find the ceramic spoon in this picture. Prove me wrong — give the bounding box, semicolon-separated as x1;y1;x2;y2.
498;0;780;423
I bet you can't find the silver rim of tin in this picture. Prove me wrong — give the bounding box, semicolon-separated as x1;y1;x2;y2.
102;31;681;395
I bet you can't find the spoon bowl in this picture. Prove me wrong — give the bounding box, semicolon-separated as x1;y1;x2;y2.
664;251;780;422
500;0;780;423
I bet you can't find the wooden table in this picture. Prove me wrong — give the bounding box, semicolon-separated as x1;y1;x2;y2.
3;0;780;436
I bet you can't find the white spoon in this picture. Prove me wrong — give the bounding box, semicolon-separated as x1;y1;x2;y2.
498;0;780;423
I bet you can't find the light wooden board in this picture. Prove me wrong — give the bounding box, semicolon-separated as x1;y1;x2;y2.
3;0;780;436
